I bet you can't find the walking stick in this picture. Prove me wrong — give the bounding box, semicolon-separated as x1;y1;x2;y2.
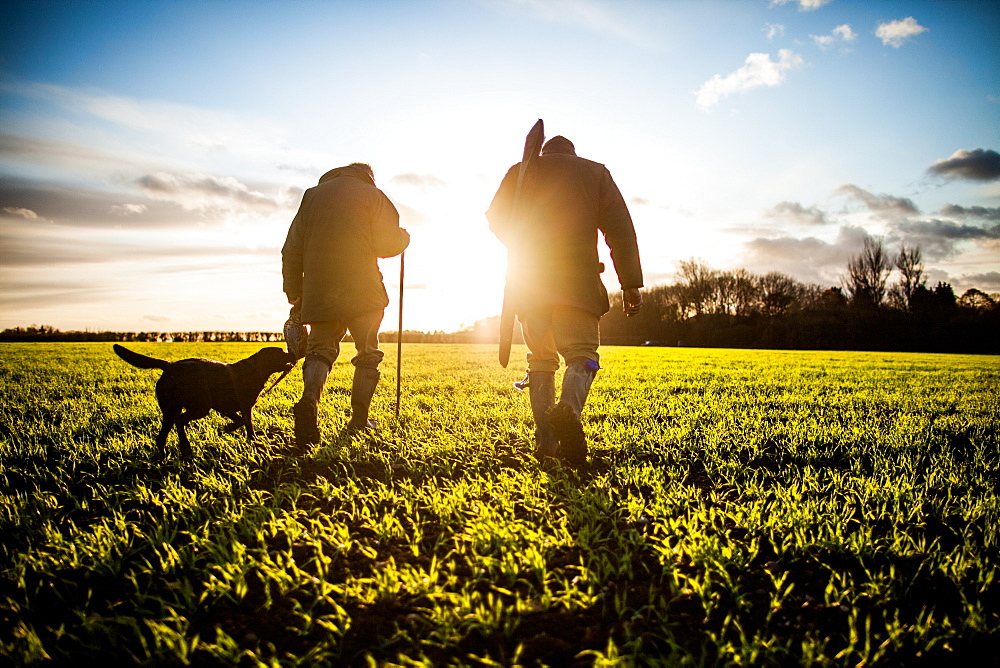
396;251;404;417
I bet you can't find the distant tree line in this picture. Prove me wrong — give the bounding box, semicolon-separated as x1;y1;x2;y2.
0;326;474;345
4;240;997;352
599;241;999;353
0;327;286;343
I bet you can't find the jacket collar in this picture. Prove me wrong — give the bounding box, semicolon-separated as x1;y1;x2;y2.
541;135;576;156
318;165;375;186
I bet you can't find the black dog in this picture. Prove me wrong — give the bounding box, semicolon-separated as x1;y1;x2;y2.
113;344;295;458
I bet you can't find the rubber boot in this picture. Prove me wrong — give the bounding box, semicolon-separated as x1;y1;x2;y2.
550;358;598;467
347;367;380;431
293;354;330;449
528;371;557;460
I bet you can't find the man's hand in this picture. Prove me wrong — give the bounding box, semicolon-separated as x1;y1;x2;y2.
287;294;301;306
623;288;643;317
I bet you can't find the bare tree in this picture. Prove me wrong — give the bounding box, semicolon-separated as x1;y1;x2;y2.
757;272;798;316
845;236;892;309
889;244;926;311
676;258;716;318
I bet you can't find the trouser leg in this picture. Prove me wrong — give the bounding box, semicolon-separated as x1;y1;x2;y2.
519;308;560;375
293;353;331;448
527;371;557;458
549;307;601;467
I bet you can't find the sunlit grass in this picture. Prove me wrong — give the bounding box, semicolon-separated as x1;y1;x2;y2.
1;342;998;664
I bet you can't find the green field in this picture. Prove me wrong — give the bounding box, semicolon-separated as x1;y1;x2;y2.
1;343;998;665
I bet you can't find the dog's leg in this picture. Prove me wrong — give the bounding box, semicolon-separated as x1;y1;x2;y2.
243;408;256;442
219;412;245;435
154;415;174;460
175;411;197;459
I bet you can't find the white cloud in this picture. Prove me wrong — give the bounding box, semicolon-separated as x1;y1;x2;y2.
765;201;830;226
811;24;856;49
695;49;804;111
742;225;870;284
110;203;148;216
834;184;919;220
765;23;785;40
927;149;1000;182
2;206;42;220
135;172;285;214
770;0;833;11
875;17;928;48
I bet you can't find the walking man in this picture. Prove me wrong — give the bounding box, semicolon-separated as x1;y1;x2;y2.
487;134;643;466
282;162;409;448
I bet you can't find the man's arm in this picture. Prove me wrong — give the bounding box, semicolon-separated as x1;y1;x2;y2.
598;168;643;297
281;208;305;304
485;164;520;247
371;192;409;258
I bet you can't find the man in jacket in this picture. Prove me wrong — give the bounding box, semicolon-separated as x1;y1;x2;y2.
486;135;643;466
282;162;409;448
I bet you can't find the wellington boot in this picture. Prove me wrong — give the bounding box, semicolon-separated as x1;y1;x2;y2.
346;367;380;432
559;359;598;415
528;372;557;459
293;354;330;450
552;359;598;467
293;399;319;449
549;402;586;467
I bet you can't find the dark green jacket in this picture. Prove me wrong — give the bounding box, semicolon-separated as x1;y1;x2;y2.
486;146;642;316
282;166;409;323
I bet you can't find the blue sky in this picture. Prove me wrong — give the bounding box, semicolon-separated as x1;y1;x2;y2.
1;0;998;333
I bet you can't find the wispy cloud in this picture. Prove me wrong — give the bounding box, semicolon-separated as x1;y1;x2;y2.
811;24;856;49
10;82;281;155
875;17;928;48
956;271;1000;290
2;180;163;228
391;173;447;190
741;225;870;284
770;0;833;11
0;215;278;268
927;149;1000;181
834;184;919;220
695;49;803;111
940;204;1000;221
489;0;649;46
2;206;45;221
765;23;785;40
110;203;148;216
135;172;287;213
764;201;830;226
889;218;1000;259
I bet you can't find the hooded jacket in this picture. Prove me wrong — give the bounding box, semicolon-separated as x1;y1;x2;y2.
486;139;642;316
282;165;409;323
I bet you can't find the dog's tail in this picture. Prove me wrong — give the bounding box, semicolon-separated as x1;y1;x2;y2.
113;344;171;370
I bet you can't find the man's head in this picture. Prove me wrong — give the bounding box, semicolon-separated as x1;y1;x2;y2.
348;162;375;180
541;136;576;156
318;162;375;185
